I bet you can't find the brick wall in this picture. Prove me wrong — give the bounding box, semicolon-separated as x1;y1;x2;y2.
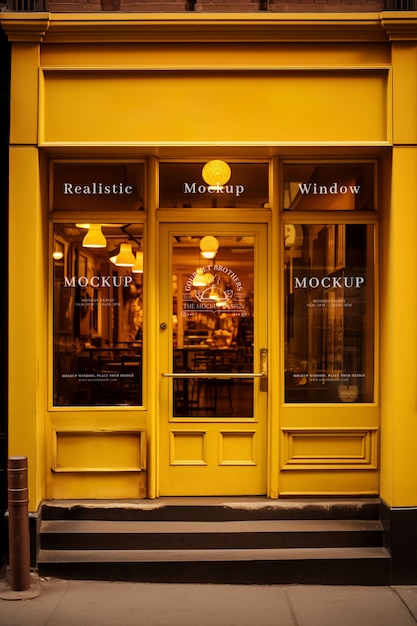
44;0;388;12
268;0;385;10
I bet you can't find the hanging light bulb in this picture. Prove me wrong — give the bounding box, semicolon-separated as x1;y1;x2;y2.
202;160;231;192
111;242;136;267
192;267;207;287
52;248;64;260
216;299;228;308
82;224;107;248
208;285;223;301
132;250;144;273
200;235;219;259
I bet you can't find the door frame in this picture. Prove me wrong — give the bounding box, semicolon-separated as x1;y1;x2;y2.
156;216;273;496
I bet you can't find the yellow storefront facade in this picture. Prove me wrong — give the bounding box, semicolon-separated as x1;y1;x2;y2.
2;10;417;582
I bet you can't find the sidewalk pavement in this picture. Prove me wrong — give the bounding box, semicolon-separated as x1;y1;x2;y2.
1;576;417;626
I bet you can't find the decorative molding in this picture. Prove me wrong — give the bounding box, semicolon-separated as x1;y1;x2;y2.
170;429;207;466
280;427;379;470
0;13;394;45
0;14;49;42
52;429;146;472
382;13;417;40
218;430;257;466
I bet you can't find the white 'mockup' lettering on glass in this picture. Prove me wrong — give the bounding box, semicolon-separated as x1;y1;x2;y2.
64;275;133;288
294;276;365;289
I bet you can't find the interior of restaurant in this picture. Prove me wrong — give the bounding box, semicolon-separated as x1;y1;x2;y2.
53;222;144;407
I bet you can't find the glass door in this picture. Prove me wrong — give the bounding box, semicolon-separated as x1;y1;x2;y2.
158;223;268;496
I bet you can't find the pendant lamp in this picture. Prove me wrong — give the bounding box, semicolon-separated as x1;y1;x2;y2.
82;224;107;248
202;160;231;191
192;267;207;287
200;235;219;260
111;242;136;267
132;250;144;273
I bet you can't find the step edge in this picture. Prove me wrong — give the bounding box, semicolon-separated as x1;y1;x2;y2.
37;546;391;563
40;519;384;533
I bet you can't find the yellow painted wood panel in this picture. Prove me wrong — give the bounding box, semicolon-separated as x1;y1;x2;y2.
40;42;392;68
280;428;378;470
164;426;265;496
52;431;146;472
10;44;40;145
392;43;417;145
380;147;417;507
50;472;147;499
41;70;389;145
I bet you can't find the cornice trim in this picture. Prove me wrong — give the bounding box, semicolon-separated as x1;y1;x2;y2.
2;12;417;44
382;11;417;40
0;12;394;44
0;13;49;42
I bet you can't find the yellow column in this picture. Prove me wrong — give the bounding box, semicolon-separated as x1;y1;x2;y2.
9;147;47;511
380;146;417;508
6;23;48;510
380;36;417;508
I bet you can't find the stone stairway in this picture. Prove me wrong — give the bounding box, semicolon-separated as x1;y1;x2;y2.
37;497;391;585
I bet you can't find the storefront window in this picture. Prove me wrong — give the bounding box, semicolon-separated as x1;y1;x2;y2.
283;162;375;211
284;223;374;403
52;162;145;213
53;223;144;406
159;162;269;208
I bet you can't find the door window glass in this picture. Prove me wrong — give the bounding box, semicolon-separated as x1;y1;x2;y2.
53;223;144;406
172;235;255;417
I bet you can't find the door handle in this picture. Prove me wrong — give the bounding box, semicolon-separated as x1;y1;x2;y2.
162;372;264;379
260;348;268;391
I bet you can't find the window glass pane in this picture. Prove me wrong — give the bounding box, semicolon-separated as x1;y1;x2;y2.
53;223;144;407
159;162;269;208
283;163;375;211
172;235;254;417
52;163;145;212
284;224;374;403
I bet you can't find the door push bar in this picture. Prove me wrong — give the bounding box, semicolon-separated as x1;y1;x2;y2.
162;349;268;390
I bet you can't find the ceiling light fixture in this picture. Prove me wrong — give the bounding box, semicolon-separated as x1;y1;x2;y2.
110;242;136;267
202;159;231;192
132;250;144;273
200;235;219;260
82;224;107;248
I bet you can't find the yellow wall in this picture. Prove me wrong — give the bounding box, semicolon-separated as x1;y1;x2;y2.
2;12;417;509
9;147;47;510
40;69;389;146
379;38;417;507
380;149;417;507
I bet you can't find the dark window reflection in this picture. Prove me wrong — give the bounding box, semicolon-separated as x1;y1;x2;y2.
283;163;375;211
171;235;255;417
284;224;374;403
159;162;269;209
53;223;144;406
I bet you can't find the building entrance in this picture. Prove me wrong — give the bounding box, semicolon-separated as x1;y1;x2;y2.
158;223;268;495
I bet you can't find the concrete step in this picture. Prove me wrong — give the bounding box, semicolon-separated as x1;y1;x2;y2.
37;546;392;585
37;498;391;584
40;497;382;522
40;519;384;551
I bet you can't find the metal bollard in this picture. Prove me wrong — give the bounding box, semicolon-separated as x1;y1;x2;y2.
7;456;31;591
